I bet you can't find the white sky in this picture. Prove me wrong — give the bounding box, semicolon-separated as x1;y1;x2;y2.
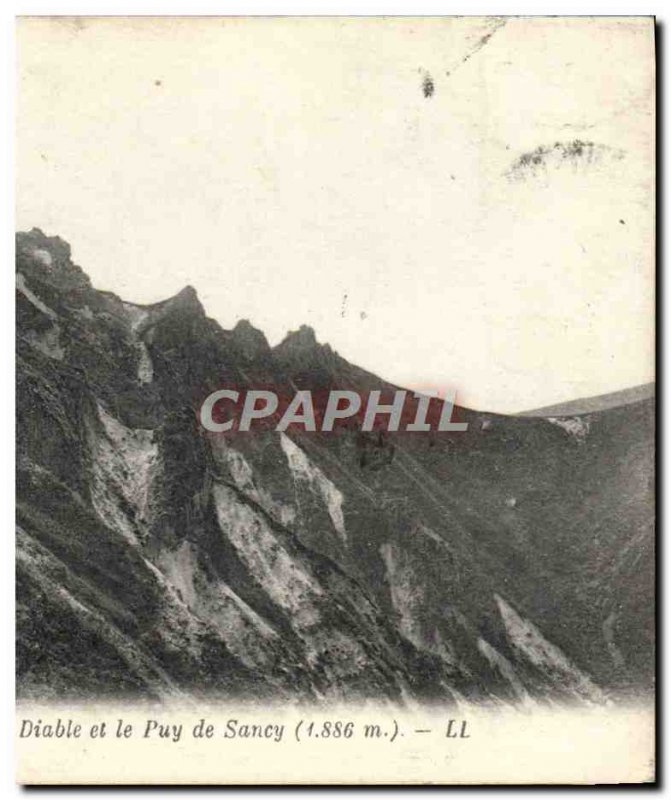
16;16;655;412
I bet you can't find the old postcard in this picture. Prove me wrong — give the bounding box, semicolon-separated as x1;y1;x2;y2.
15;16;655;785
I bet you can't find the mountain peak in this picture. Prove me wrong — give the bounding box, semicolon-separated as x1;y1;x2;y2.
16;228;90;290
273;324;343;387
174;284;199;303
161;284;205;317
231;318;270;359
276;324;319;351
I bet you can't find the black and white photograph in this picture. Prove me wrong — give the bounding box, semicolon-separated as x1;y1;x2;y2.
13;13;656;785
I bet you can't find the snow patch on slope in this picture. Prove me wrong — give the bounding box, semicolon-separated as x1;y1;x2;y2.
380;542;423;646
213;483;389;686
495;594;607;703
30;248;54;268
16;273;57;319
89;403;159;544
211;440;296;527
135;342;153;384
122;303;149;331
121;302;153;384
280;433;346;543
213;482;321;627
157;541;277;637
380;541;456;667
477;637;532;704
147;543;279;670
16;273;65;360
24;325;65;360
156;541;199;608
547;416;590;442
602;611;626;670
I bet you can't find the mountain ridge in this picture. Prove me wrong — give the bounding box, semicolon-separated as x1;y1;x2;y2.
16;229;655;705
518;383;655;418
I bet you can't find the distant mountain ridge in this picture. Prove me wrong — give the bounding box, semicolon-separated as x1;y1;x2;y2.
16;228;655;705
519;383;655;417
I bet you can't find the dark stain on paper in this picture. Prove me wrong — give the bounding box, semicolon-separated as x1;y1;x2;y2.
422;73;435;98
506;140;625;181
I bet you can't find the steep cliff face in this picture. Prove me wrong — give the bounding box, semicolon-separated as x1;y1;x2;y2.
16;229;655;705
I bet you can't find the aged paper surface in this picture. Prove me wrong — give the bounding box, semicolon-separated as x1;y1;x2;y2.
15;16;655;785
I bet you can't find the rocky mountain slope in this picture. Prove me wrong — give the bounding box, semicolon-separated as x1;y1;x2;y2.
16;228;655;705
